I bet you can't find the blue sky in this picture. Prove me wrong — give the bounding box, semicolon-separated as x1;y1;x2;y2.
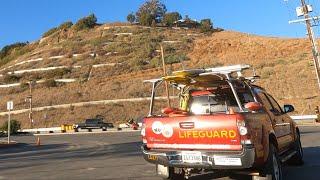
0;0;318;49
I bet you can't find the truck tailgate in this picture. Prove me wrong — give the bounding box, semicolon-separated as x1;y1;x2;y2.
144;114;242;151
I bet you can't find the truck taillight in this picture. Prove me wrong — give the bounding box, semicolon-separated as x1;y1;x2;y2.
236;120;247;135
237;119;251;145
238;126;248;136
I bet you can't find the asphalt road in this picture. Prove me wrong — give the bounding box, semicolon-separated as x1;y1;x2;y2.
0;126;319;180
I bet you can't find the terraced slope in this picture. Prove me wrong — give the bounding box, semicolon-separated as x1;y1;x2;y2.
0;24;318;128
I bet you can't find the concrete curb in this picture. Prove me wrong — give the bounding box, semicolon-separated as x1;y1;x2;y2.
0;141;17;147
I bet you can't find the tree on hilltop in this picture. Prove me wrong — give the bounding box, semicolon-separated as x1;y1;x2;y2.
200;18;213;32
127;13;136;24
136;0;167;25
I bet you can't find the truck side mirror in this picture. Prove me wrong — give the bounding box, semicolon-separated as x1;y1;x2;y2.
244;102;262;111
284;104;294;113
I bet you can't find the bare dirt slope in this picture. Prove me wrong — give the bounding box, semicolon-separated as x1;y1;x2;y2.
188;31;319;113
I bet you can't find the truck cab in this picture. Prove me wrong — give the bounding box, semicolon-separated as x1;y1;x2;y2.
141;65;303;180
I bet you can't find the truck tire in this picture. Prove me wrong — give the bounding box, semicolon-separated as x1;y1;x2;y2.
288;133;304;165
264;143;282;180
102;127;107;131
165;167;185;180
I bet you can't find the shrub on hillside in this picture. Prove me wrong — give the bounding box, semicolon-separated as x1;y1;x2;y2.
43;79;57;88
3;74;21;84
0;42;28;60
163;12;181;26
0;43;35;67
0;120;21;134
20;82;29;90
165;54;189;64
42;21;73;38
59;21;73;30
45;68;72;79
149;57;161;67
200;19;213;33
73;14;97;31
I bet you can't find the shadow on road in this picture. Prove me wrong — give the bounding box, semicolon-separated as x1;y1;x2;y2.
283;146;320;180
187;171;251;180
300;131;320;135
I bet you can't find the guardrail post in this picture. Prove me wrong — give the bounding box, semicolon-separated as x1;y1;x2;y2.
315;106;320;122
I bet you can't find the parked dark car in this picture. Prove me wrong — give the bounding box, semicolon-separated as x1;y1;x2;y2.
74;119;114;131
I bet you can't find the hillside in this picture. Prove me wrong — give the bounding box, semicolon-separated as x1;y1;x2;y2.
0;24;318;128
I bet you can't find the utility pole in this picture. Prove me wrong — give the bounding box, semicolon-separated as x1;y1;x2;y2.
27;80;34;128
289;0;320;90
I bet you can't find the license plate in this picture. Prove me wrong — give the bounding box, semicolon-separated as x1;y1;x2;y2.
214;157;242;166
181;151;202;163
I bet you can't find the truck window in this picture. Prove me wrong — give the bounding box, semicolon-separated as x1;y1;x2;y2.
233;81;255;106
256;93;281;115
256;93;273;112
266;94;283;114
86;119;96;124
189;88;239;115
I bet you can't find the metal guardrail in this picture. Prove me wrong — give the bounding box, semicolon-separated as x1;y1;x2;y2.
20;126;141;134
21;127;62;133
290;115;318;120
291;115;318;125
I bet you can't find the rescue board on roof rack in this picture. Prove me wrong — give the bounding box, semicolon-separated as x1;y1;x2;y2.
163;74;225;86
162;64;251;86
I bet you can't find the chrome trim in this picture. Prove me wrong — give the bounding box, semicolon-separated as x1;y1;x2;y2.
275;123;290;127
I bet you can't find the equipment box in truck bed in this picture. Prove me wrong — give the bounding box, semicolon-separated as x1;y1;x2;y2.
141;65;303;180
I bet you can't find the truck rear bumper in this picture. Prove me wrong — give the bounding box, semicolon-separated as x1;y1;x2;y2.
141;145;255;169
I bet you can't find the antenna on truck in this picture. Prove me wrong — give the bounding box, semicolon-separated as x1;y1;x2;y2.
160;44;171;107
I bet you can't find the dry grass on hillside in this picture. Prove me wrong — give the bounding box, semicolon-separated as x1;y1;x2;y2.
0;26;319;128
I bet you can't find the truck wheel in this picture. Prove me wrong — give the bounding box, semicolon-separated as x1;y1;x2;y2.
102;127;107;131
264;144;282;180
288;133;304;165
165;167;185;180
